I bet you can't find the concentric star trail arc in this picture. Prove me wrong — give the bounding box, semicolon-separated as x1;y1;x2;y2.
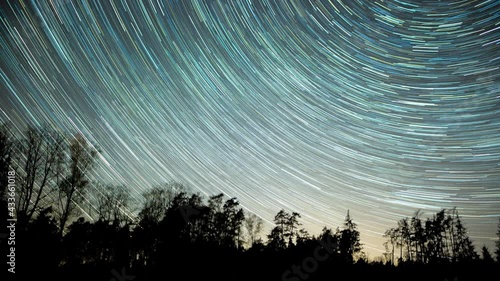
1;0;499;255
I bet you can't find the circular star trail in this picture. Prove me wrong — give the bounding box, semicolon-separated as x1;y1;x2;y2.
1;0;499;255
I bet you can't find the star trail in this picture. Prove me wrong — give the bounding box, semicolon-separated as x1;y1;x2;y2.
1;0;499;256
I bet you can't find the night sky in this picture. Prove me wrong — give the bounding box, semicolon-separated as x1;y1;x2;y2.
1;0;499;256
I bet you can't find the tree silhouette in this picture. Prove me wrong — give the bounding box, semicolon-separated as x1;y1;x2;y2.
244;213;263;247
451;210;477;262
397;217;411;261
481;245;494;263
339;210;362;263
287;211;301;246
4;121;500;281
132;186;190;267
18;206;61;275
318;226;339;257
138;182;185;224
221;197;245;248
296;228;311;245
94;183;132;225
16;126;65;230
206;193;225;243
383;227;397;265
411;210;425;263
384;208;478;264
425;209;447;262
63;217;92;265
267;209;302;250
57;133;97;235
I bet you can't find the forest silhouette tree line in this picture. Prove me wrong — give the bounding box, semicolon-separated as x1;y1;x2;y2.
0;123;499;281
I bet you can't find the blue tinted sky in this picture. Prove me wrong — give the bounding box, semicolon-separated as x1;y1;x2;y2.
1;0;499;256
